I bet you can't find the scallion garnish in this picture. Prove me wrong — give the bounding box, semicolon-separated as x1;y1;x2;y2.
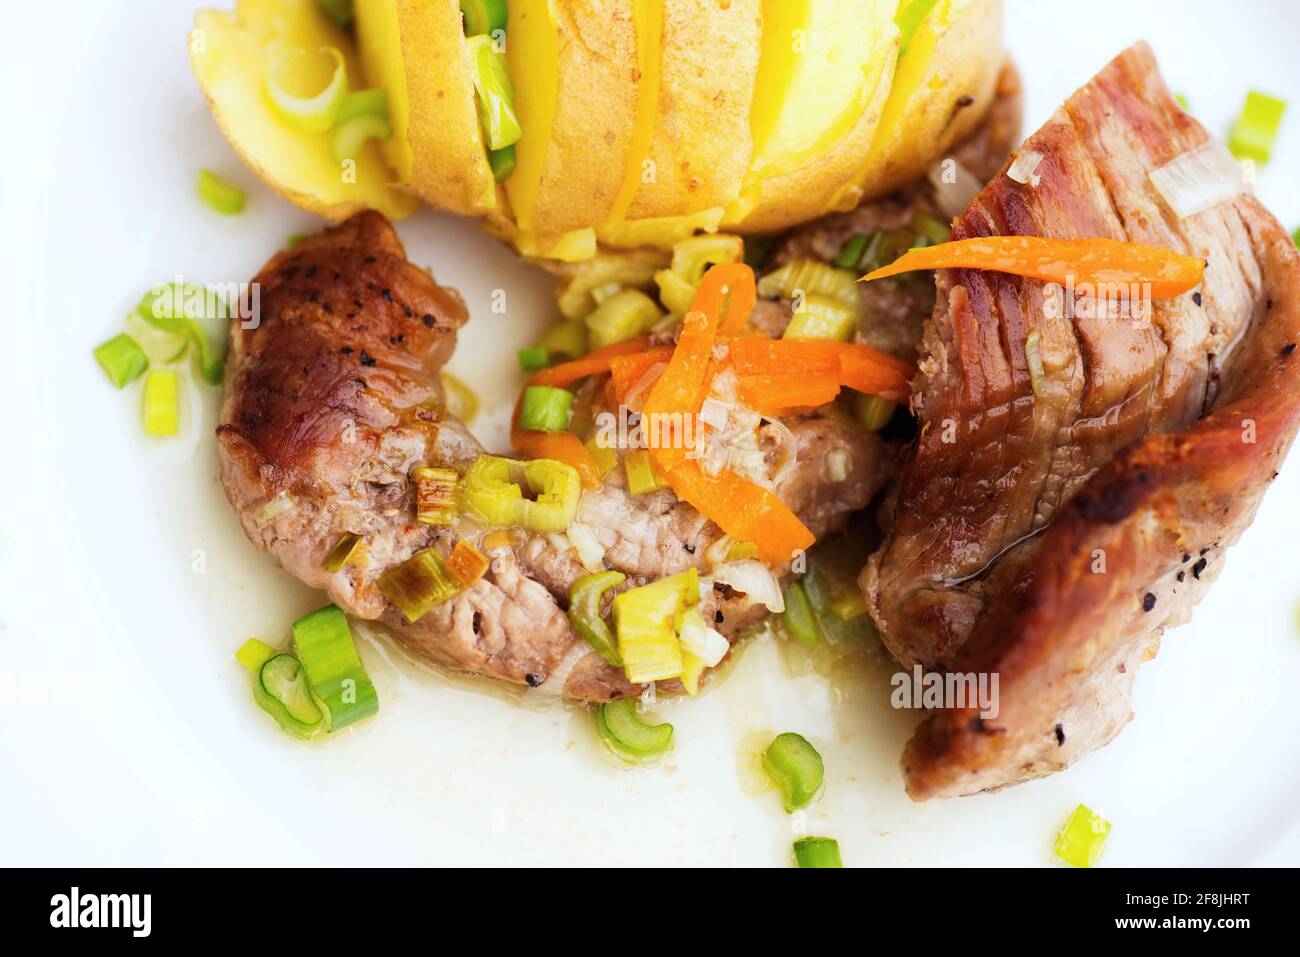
596;698;674;763
322;532;365;572
1228;90;1287;164
781;581;821;646
265;46;348;134
291;605;379;731
569;571;627;667
1054;804;1111;868
489;145;517;183
793;837;843;868
518;346;550;372
623;449;668;495
196;169;247;216
142;369;180;437
94;333;149;388
833;233;870;270
460;0;509;36
414;466;460;526
136;284;227;385
518;385;574;432
762;732;824;812
377;548;464;623
329;89;393;163
235;638;278;673
611;570;698;684
466;35;522;151
253;653;325;738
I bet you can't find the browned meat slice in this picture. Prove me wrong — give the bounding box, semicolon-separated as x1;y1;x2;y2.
218;212;888;701
762;61;1024;362
863;44;1300;797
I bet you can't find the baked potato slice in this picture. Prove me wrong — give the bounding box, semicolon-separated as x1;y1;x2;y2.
360;0;499;216
845;0;1004;204
724;0;900;235
190;0;417;221
506;0;641;235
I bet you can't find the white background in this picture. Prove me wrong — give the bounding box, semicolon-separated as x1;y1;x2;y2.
1;0;1297;866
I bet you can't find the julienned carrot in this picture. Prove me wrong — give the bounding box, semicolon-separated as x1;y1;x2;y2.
697;262;757;335
529;336;651;388
738;375;841;416
608;346;674;407
726;339;912;401
860;236;1205;299
665;461;813;566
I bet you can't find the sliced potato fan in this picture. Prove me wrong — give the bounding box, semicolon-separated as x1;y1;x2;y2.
191;0;1004;259
190;0;416;221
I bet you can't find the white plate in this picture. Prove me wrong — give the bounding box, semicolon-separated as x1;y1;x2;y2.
3;0;1299;866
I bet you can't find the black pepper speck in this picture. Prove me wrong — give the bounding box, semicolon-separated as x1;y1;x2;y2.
359;350;376;367
1142;592;1157;612
1192;557;1208;579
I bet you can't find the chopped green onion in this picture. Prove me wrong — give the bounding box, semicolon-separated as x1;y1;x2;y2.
859;229;914;273
612;570;698;684
518;346;550;372
1174;92;1190;112
781;581;821;646
94;333;149;388
235;638;278;673
461;455;581;533
136;284;227;385
316;0;354;28
265;46;348;134
895;0;941;60
569;571;627;667
414;466;460;526
322;532;365;572
801;559;874;642
757;259;860;309
519;385;574;432
253;653;325;738
909;212;952;247
833;233;870;270
536;320;587;363
489;144;517;182
854;393;897;431
377;548;463;623
196;169;246;216
584;436;619;477
596;698;674;762
624;450;668;495
1024;330;1046;397
329;93;393;163
1229;90;1286;164
585;289;662;349
142;369;180;437
654;268;699;315
291;604;379;731
1292;226;1300;249
1054;804;1111;868
762;732;824;812
517;458;582;532
669;234;745;285
782;293;857;342
793;836;843;868
460;0;508;36
466;35;522;150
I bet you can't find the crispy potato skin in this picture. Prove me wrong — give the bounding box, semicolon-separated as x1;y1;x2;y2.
625;0;762;220
392;0;498;215
850;0;1005;204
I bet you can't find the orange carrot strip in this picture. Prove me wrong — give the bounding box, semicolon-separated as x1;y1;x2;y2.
665;461;813;566
608;346;675;406
726;339;913;401
738;374;842;416
446;539;489;586
528;336;651;388
837;345;912;401
860;236;1205;300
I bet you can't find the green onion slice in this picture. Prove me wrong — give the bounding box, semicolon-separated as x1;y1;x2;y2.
316;0;354;29
291;604;379;731
1054;803;1111;868
854;393;896;432
781;581;821;646
196;169;247;216
460;0;508;36
517;346;550;372
597;698;674;762
137;284;228;385
142;369;180;437
266;46;348;134
489;144;516;183
253;653;325;739
519;385;574;432
1229;90;1287;164
94;333;149;389
330;113;394;163
909;212;952;247
466;34;522;150
569;571;627;667
377;548;463;623
895;0;942;60
763;731;824;812
793;836;843;868
535;320;587;364
585;289;662;349
322;532;364;572
236;638;279;673
833;233;870;270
